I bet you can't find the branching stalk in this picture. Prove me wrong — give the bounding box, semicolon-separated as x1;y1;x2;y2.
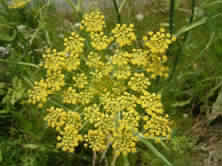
119;0;128;13
169;0;196;81
92;151;97;166
183;0;196;41
169;0;175;34
111;153;119;166
112;0;121;24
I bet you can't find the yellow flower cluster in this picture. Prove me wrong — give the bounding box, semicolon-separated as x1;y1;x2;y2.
44;107;83;152
90;32;113;51
27;80;48;108
64;32;85;55
28;11;176;156
112;24;136;47
138;91;172;139
128;73;151;93
8;0;31;9
143;28;176;54
141;28;176;78
80;10;105;32
146;53;169;79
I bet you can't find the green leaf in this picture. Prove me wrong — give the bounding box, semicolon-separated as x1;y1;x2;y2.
22;144;40;150
138;136;173;166
0;89;5;95
0;82;6;89
175;17;208;37
0;28;16;41
175;0;182;8
208;89;222;123
0;16;8;24
201;0;222;8
64;0;77;13
0;110;9;114
172;98;192;107
0;59;40;68
0;149;2;162
119;0;128;13
206;81;222;101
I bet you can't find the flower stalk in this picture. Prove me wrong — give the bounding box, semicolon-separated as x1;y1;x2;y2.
112;0;121;23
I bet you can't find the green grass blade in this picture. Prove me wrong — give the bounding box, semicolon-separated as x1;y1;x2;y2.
139;136;173;166
175;17;207;37
201;0;222;8
64;0;77;13
0;59;40;68
119;0;128;13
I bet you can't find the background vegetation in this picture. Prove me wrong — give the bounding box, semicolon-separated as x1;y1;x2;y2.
0;0;222;165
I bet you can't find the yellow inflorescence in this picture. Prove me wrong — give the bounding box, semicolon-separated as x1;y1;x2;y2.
28;11;176;156
128;73;151;93
143;28;176;54
90;32;114;51
80;10;105;32
8;0;31;9
112;24;136;47
44;107;83;152
64;32;85;55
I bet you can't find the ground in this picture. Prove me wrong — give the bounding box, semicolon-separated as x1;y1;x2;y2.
191;116;222;166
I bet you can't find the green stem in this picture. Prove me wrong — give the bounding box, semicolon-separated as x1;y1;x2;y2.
169;0;196;82
168;42;182;82
111;153;119;166
183;0;196;41
0;59;40;68
112;0;121;24
167;0;175;82
139;137;173;166
175;17;207;37
76;0;82;14
169;0;175;34
92;151;97;166
119;0;128;13
64;0;77;13
123;155;130;166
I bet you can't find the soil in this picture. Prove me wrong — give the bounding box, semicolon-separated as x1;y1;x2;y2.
191;116;222;166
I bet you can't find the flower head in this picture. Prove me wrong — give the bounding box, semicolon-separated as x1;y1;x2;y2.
8;0;31;9
28;11;176;156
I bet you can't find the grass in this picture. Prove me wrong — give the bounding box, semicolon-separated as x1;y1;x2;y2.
1;0;222;166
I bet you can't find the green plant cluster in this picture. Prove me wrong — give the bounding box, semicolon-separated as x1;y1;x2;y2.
0;0;222;166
